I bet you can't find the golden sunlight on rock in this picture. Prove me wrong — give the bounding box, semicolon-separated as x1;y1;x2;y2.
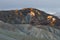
30;8;35;16
47;16;53;20
50;18;56;26
30;11;35;16
47;15;56;26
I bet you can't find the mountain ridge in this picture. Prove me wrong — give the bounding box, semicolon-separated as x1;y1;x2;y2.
0;8;60;27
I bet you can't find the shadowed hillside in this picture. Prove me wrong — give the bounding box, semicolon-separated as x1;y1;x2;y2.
0;21;60;40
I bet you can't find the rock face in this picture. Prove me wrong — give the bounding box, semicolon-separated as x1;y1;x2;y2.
0;8;60;40
0;8;60;26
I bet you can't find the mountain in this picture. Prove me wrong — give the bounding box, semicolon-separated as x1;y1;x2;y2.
0;8;60;24
0;8;60;27
0;8;60;40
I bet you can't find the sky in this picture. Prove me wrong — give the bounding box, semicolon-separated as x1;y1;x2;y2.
0;0;60;13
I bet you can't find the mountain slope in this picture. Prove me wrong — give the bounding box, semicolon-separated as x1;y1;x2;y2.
0;8;60;40
0;8;60;25
0;21;60;40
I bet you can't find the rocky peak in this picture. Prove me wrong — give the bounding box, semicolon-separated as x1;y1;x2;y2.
0;8;60;26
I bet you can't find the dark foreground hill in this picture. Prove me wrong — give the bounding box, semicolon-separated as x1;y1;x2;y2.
0;21;60;40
